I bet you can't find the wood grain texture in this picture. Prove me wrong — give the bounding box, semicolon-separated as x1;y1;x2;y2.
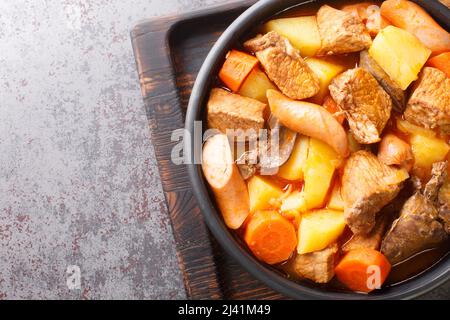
131;0;285;300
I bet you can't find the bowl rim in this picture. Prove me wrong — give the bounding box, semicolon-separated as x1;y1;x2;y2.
185;0;450;299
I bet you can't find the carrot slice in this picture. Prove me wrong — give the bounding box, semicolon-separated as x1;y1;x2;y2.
244;210;297;265
335;248;391;293
219;50;259;92
323;95;345;124
426;52;450;78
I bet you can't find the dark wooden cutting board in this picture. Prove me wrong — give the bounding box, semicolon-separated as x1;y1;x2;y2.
130;0;285;300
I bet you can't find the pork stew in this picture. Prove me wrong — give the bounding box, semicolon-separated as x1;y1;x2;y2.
201;0;450;294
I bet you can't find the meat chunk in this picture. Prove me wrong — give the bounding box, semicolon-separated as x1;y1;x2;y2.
316;5;372;56
381;194;447;265
329;68;392;144
360;50;405;112
404;67;450;134
342;212;390;252
342;151;406;234
293;244;338;284
381;162;449;264
244;31;320;100
207;88;266;139
439;177;450;233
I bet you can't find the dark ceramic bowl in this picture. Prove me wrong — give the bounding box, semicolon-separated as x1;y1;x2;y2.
186;0;450;299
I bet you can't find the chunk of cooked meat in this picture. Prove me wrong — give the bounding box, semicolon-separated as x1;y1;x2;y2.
244;31;320;100
342;151;406;234
404;67;450;134
439;180;450;233
316;5;372;56
329;68;393;144
342;212;390;252
293;244;338;284
360;51;405;112
381;161;449;264
381;194;447;265
207;88;266;139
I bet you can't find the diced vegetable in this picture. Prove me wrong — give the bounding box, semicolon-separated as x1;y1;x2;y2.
410;134;450;170
297;209;346;254
219;50;259;92
366;10;391;37
323;95;345;124
267;90;349;157
247;176;284;212
244;210;297;264
304;138;340;210
397;119;436;138
335;248;391;293
380;0;450;56
426;52;450;78
238;67;277;103
306;57;348;104
369;26;431;90
378;133;414;171
277;135;310;181
263;16;321;57
327;182;345;211
281;190;307;214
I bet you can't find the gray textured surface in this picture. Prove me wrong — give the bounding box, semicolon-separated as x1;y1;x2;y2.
0;0;224;300
0;0;448;300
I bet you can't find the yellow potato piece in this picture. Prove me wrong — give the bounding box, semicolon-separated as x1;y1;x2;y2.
397;119;436;138
327;183;344;211
281;190;307;213
304;138;340;210
248;176;284;212
263;16;321;57
277;135;310;181
410;134;450;170
369;26;431;90
239;68;277;103
297;209;346;254
305;57;348;104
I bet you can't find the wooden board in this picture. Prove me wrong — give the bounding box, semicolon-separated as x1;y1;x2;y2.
131;0;285;300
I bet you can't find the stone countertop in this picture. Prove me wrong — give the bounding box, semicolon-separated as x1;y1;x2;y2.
0;0;448;300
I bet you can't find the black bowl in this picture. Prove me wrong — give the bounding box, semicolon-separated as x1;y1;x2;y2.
185;0;450;299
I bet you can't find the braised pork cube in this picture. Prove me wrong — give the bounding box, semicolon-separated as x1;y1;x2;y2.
342;151;407;235
293;244;338;284
404;67;450;134
316;5;372;56
244;31;320;100
381;162;448;265
329;68;392;144
439;179;450;233
207;88;266;140
360;51;406;112
342;212;390;252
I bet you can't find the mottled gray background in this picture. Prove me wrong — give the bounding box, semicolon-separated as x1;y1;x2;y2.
0;0;448;300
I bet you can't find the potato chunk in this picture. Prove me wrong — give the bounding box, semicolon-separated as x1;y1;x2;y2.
369;26;431;90
247;176;284;212
305;57;348;104
410;134;450;170
297;209;346;254
277;135;310;181
304;138;340;210
263;16;321;57
238;67;277;103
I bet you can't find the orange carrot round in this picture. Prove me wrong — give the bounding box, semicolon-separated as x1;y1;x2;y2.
219;50;259;92
335;248;391;293
380;0;450;55
244;210;297;265
426;52;450;78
